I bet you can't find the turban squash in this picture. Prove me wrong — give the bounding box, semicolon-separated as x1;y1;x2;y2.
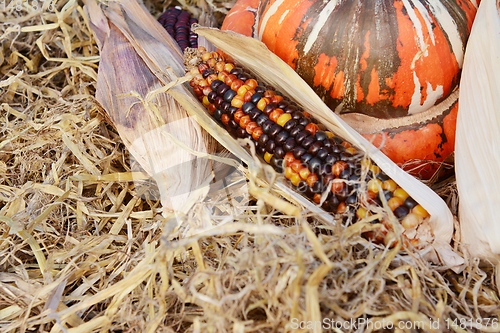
222;0;478;178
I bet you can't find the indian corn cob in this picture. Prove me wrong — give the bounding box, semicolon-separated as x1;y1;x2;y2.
188;47;431;246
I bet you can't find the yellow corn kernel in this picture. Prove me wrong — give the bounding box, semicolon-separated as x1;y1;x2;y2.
264;152;273;164
356;207;369;219
412;205;429;218
299;167;311;180
290;173;301;186
285;167;297;179
382;179;397;192
393;188;409;201
369;165;380;175
277;113;292;127
325;131;334;138
367;179;382;193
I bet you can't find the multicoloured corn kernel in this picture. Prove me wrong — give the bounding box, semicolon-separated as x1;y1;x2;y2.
188;47;431;247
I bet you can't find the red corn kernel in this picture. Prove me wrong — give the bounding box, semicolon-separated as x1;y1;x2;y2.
306;173;318;187
252;127;263;140
246;121;258;134
225;74;238;86
207;58;217;68
303;111;311;117
211;51;219;59
234;110;245;123
290;160;303;173
215;61;226;72
305;123;319;135
264;90;276;98
189;80;196;88
239;115;251;129
337;202;347;214
202;86;212;96
332;161;348;177
388;197;403;211
340;141;351;149
331;178;345;193
243;89;256;102
231;79;244;91
284;152;295;165
231;95;244;108
208;103;216;115
206;74;218;85
269;108;284;123
198;63;209;73
218;71;229;82
245;79;258;89
271;95;284;104
193;85;203;96
313;193;322;204
257;97;271;111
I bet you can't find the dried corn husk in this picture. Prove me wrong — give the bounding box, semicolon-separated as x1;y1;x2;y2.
85;1;221;222
456;0;500;261
182;27;463;271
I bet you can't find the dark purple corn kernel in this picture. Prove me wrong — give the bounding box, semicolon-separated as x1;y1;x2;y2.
249;109;262;122
333;136;344;144
269;123;283;139
404;197;418;210
325;154;338;166
346;194;357;205
316;148;329;161
298;117;310;127
292;111;304;120
315;131;329;141
221;102;231;113
274;146;285;158
308;157;322;173
257;146;266;156
202;68;215;78
263;103;277;116
214;109;223;121
331;144;345;154
207;91;217;104
339;168;351;180
211;80;223;91
242;102;255;115
297;180;308;193
394;206;410;219
258;134;269;147
290;125;304;137
256;114;269;127
301;136;315;150
228;106;238;118
275;131;289;145
262;120;275;134
295;130;309;145
250;93;263;104
228;119;239;130
308;141;323;155
223;89;237;103
214;96;224;108
255;86;266;94
318;164;331;177
376;172;390;182
217;84;230;96
237;127;247;138
266;140;276;154
301;153;313;166
283;119;297;132
382;190;393;201
293;147;306;160
312;180;323;194
283;138;296;152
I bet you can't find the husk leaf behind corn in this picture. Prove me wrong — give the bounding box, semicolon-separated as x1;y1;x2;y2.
456;0;500;262
85;0;219;222
188;27;463;271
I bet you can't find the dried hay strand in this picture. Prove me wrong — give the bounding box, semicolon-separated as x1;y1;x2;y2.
0;1;500;333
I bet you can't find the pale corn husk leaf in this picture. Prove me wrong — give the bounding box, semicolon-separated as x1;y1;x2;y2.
85;1;217;218
456;0;500;261
191;27;462;270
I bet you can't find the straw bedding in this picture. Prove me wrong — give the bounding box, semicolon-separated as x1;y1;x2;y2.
1;1;499;332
